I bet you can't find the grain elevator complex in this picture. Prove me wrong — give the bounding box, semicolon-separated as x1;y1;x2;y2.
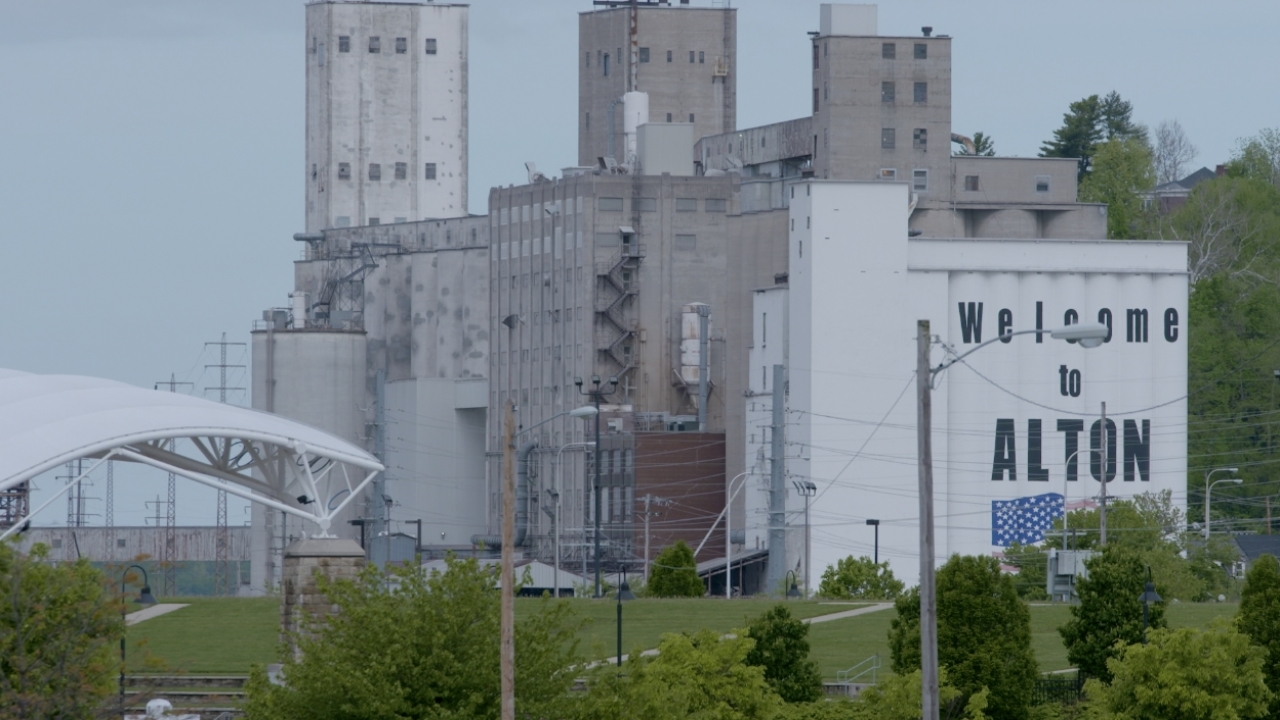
247;0;1184;595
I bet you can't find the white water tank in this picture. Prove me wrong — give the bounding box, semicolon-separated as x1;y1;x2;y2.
622;91;649;163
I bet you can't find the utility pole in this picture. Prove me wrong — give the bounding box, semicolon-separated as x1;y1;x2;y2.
916;320;939;720
767;364;786;595
794;480;817;595
500;400;516;720
1099;402;1108;547
205;332;245;596
643;494;652;583
105;460;114;560
155;374;192;596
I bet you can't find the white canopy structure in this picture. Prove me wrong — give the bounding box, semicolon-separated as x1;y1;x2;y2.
0;368;382;541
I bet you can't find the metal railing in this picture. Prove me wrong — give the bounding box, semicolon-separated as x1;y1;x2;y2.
835;653;880;685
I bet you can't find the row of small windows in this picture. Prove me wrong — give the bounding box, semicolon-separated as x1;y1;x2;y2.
813;81;927;112
586;111;693;129
878;127;929;151
587;47;707;74
335;162;437;181
960;175;1053;193
328;36;437;54
813;41;927;68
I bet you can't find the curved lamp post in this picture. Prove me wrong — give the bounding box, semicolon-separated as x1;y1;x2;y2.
119;564;158;713
916;320;1108;720
1204;467;1241;540
785;570;801;599
576;375;619;598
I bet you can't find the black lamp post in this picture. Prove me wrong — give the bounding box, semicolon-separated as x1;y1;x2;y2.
1138;565;1162;644
785;570;801;599
866;519;880;564
119;564;158;713
616;566;635;667
576;374;618;598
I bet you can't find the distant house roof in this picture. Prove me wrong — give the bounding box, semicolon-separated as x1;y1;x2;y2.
1179;166;1217;188
1233;534;1280;564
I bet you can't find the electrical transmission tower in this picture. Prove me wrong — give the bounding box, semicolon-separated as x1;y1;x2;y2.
204;332;245;596
155;374;193;596
62;459;88;528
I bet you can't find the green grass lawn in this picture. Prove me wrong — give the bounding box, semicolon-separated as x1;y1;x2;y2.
124;594;1242;678
524;598;858;660
127;597;280;674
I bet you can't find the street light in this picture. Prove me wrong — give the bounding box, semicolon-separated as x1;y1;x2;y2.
794;480;817;596
1059;448;1102;550
616;566;635;667
1204;467;1241;539
916;319;1107;720
785;570;801;598
866;518;880;565
576;375;619;598
1138;565;1162;644
119;564;158;713
550;440;595;598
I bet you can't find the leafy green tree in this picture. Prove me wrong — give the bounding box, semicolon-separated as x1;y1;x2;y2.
1040;91;1146;181
743;604;822;703
579;629;779;720
648;540;704;598
0;541;125;720
1079;138;1155;239
1157;176;1280;285
1085;625;1270;720
857;668;991;720
244;555;582;720
1002;543;1049;600
953;131;996;157
1228;128;1280;187
819;555;904;600
1237;554;1280;717
1059;547;1165;682
891;555;1037;720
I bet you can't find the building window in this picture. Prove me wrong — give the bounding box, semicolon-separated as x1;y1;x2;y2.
667;50;673;62
336;216;350;227
424;163;437;180
688;113;694;122
394;162;407;180
369;217;380;226
368;36;380;53
425;38;437;55
699;51;705;64
813;43;819;69
689;50;695;63
915;43;927;59
882;42;895;59
881;128;896;149
395;37;407;54
338;35;350;53
965;175;980;191
1035;175;1051;193
666;112;673;122
675;234;696;251
813;87;819;113
913;169;928;191
639;47;650;63
881;81;895;103
598;197;624;211
705;198;727;212
51;538;62;549
585;111;590;129
338;162;350;180
633;197;656;212
368;163;381;181
879;168;898;181
117;538;127;547
914;82;927;103
913;128;927;150
675;198;699;212
603;53;610;76
585;51;590;67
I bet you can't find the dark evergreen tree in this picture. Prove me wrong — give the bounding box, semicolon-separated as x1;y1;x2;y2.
744;604;823;703
889;554;1038;720
1059;546;1166;682
1041;91;1146;181
648;540;704;598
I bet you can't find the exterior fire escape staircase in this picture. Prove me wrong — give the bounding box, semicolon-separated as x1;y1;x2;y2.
595;242;645;378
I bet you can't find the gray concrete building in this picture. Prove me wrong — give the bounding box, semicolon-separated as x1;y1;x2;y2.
578;1;735;168
305;1;469;231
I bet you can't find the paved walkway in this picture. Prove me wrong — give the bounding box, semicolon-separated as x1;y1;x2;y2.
125;603;188;626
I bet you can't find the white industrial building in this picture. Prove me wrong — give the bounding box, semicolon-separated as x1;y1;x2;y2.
745;181;1188;586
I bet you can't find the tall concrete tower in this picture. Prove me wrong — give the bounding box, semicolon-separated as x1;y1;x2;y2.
305;1;469;232
809;5;953;201
578;1;735;167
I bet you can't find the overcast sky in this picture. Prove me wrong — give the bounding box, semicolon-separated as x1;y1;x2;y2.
2;0;1276;526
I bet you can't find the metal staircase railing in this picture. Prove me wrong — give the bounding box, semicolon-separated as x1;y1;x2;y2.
835;654;881;685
